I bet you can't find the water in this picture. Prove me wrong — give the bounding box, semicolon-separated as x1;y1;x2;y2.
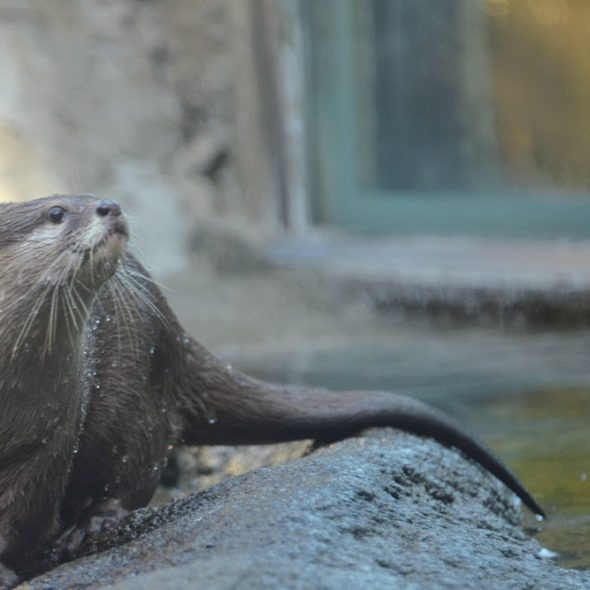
233;327;590;569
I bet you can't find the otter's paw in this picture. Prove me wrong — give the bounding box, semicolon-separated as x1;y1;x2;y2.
54;497;128;561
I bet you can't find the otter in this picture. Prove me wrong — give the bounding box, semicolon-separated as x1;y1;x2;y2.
0;194;543;585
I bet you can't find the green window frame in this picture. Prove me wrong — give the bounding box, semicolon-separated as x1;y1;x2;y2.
301;0;590;238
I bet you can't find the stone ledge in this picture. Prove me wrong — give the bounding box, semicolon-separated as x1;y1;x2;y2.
22;430;589;589
267;236;590;325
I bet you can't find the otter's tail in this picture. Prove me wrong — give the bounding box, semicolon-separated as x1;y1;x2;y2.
176;341;545;517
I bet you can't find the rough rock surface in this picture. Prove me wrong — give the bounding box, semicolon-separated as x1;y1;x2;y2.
21;430;589;590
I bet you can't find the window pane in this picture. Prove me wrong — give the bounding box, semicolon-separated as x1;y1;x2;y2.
302;0;590;235
353;0;590;195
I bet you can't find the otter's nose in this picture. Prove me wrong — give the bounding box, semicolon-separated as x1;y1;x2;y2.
96;199;122;217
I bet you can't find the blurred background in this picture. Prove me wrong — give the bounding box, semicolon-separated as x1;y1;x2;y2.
0;0;589;568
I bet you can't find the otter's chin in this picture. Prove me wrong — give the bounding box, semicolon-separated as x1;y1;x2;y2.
89;221;129;258
78;229;129;287
99;229;128;258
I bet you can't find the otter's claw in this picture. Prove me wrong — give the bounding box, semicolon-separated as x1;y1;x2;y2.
54;497;128;561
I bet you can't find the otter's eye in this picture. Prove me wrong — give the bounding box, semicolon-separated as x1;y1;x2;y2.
48;206;66;224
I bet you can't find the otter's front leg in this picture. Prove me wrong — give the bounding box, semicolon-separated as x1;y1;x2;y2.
0;449;72;586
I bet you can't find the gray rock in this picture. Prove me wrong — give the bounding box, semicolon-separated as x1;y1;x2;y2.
23;430;589;590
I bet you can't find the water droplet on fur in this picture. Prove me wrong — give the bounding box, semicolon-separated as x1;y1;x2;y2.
149;346;156;355
121;455;129;464
111;360;119;368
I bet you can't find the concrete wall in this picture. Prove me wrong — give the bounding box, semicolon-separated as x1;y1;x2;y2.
0;0;282;274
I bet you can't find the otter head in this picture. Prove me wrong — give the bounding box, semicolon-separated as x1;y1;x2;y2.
0;194;129;292
0;195;130;356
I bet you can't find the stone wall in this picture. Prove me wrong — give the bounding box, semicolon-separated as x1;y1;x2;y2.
0;0;258;274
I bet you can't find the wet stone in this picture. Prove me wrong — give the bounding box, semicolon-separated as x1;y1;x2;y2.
22;430;590;590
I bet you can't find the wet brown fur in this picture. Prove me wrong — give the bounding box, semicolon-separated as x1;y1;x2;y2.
0;195;543;584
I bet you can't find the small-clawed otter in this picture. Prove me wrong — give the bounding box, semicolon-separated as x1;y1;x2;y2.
0;195;543;586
